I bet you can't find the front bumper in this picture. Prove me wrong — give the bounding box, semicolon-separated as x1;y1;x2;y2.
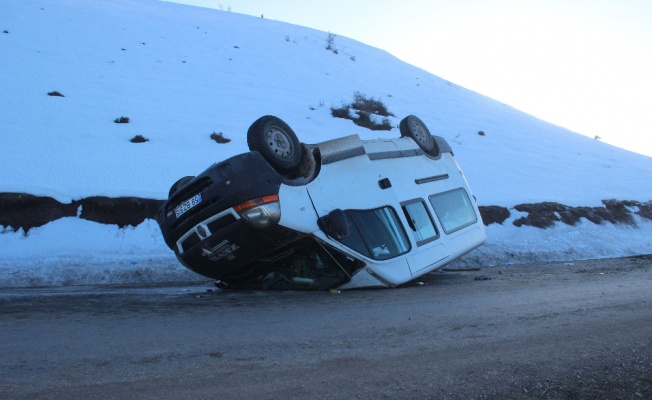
158;152;304;279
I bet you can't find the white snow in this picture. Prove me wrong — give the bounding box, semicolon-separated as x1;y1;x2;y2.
0;0;651;287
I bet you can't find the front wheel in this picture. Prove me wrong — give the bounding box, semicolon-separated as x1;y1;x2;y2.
399;115;439;156
247;116;302;173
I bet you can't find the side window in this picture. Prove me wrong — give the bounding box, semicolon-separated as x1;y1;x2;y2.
429;188;478;234
336;207;411;260
401;199;438;246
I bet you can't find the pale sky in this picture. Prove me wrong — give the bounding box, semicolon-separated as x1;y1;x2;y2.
166;0;652;157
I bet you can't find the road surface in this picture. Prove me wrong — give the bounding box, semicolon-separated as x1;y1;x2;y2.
1;256;651;399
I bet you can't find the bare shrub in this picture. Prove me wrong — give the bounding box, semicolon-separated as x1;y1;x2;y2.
210;132;231;144
330;92;394;131
326;32;337;53
130;135;149;143
351;91;394;117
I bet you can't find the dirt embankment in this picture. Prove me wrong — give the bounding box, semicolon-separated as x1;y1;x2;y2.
0;193;163;232
1;192;650;233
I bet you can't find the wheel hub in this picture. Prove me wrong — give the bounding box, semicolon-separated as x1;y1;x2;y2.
266;127;292;158
411;122;428;144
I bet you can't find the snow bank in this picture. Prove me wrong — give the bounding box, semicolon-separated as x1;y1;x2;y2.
1;215;650;288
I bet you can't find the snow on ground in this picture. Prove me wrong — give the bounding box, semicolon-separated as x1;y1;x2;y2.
0;0;651;287
452;213;652;268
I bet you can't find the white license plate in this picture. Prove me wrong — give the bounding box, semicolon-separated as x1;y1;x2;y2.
174;194;202;218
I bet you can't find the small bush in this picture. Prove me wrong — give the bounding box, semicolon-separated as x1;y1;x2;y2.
130;135;149;143
377;117;393;131
352;111;392;131
326;32;337;53
330;92;395;131
330;105;351;119
331;105;393;131
47;91;64;97
210;132;231;144
351;91;394;117
114;116;130;124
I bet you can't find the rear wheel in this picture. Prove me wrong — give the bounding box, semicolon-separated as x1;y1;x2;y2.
247;116;302;173
399;115;439;156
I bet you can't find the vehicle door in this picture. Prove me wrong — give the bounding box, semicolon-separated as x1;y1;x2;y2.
372;154;454;275
306;153;413;276
306;153;400;217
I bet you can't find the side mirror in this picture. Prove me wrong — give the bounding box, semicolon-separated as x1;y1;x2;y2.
318;209;350;240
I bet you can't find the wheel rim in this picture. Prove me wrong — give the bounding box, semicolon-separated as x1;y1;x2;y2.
410;121;430;146
265;126;294;158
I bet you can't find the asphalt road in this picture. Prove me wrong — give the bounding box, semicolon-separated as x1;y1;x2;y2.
1;255;651;399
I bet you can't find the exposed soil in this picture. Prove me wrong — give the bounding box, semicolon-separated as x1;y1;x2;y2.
1;192;651;234
0;193;163;232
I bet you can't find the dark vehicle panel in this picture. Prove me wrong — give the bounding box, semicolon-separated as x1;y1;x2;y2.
158;151;283;249
178;220;307;280
221;237;360;290
157;151;312;280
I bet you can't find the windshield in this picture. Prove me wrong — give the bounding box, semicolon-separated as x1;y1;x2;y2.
337;206;411;260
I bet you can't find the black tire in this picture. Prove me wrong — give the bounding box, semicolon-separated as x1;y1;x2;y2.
399;115;439;156
168;176;194;198
247;116;302;173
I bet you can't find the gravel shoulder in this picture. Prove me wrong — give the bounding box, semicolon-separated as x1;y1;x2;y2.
1;255;651;399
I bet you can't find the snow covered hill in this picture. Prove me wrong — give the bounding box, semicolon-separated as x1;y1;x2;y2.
1;0;650;287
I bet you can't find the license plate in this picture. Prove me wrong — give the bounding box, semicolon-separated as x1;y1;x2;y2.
174;194;202;218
